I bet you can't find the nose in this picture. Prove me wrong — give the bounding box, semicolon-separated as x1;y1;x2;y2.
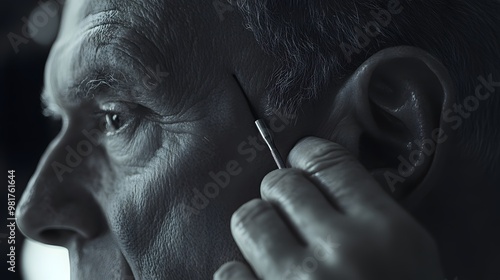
17;129;107;246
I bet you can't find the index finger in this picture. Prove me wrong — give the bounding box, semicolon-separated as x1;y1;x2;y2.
288;137;398;217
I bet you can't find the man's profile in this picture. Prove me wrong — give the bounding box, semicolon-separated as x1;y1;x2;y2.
15;0;500;279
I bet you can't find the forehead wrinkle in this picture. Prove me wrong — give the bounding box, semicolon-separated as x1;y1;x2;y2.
61;0;189;72
62;2;168;70
79;9;125;30
117;0;199;72
77;8;172;91
47;29;159;106
46;34;167;114
106;0;172;68
48;0;198;115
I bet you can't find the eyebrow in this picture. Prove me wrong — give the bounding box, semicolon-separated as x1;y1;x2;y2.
41;69;131;116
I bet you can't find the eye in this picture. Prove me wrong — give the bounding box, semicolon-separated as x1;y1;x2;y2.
105;112;122;132
98;102;136;135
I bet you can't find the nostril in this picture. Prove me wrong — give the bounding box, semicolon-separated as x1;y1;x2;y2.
17;162;107;246
38;229;78;246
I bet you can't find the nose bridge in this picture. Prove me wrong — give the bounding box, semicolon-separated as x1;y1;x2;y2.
17;125;106;246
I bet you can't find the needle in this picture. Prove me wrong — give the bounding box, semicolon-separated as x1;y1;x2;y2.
233;75;286;169
255;119;286;169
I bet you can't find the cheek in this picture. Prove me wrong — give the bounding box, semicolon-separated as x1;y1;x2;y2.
96;134;230;277
104;122;164;165
102;160;174;276
99;131;226;253
97;100;276;273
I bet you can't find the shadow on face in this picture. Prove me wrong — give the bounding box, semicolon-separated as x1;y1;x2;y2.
15;0;500;279
15;0;286;279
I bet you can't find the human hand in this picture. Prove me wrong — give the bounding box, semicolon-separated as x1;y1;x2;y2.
214;137;444;280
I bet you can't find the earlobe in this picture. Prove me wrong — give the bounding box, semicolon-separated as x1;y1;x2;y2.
323;46;455;200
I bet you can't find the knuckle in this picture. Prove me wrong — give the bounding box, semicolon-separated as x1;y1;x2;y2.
291;138;357;174
306;149;355;175
261;168;304;198
231;199;272;229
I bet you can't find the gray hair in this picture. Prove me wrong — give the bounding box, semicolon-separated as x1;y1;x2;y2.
236;0;500;169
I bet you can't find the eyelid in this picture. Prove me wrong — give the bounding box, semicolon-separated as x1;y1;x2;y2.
105;114;133;137
96;101;156;137
98;100;155;116
99;102;129;113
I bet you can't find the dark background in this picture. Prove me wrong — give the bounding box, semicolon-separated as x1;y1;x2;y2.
1;1;63;279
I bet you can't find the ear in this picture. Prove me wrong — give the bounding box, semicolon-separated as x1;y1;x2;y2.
321;46;456;201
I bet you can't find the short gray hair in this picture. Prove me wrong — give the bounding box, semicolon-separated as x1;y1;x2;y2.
236;0;500;168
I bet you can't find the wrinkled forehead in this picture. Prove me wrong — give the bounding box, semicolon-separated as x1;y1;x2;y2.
56;0;220;51
59;0;163;36
46;0;214;104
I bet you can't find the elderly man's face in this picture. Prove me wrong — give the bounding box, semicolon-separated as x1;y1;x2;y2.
17;0;315;278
